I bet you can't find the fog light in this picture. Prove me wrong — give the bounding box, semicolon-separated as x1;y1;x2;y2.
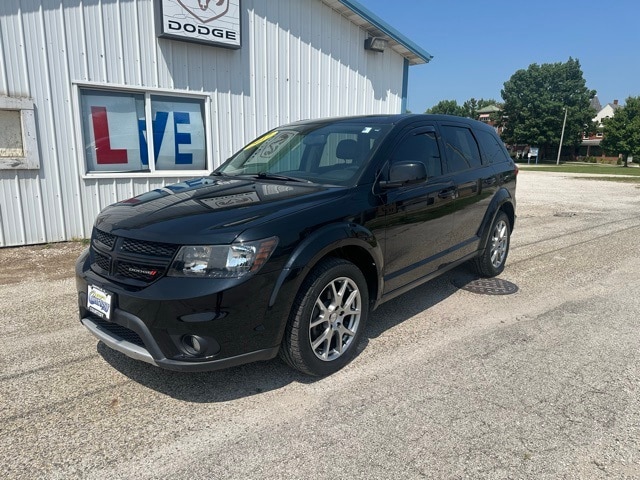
182;335;208;356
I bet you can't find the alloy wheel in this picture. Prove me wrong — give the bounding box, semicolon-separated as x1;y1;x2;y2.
490;219;509;268
308;276;362;361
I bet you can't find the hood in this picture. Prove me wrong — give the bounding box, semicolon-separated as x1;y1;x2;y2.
94;176;346;244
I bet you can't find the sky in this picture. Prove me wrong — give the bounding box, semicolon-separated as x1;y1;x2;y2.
358;0;640;113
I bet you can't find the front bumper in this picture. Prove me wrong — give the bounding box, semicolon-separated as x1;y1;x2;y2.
81;316;279;372
76;250;294;371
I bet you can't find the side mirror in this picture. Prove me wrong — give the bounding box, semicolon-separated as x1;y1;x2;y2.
379;161;427;189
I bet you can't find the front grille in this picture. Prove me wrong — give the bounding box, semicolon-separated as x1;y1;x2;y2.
91;316;146;348
122;238;178;258
94;229;116;249
90;230;178;286
93;250;111;272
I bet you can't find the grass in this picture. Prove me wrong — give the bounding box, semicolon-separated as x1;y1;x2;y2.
518;163;640;177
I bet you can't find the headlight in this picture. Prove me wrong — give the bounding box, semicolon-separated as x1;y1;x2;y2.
168;237;278;278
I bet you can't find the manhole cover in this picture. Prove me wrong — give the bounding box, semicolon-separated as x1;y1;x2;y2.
452;277;519;295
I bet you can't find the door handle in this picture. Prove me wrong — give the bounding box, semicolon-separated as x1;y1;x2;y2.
438;187;457;199
483;177;497;186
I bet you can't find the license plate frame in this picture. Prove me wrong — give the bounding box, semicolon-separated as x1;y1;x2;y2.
87;285;113;320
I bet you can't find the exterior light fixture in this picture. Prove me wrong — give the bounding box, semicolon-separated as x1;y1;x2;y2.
364;37;387;53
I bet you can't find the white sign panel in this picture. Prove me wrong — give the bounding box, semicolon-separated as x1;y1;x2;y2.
159;0;241;49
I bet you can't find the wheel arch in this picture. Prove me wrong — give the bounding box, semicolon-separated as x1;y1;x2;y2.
268;223;383;311
477;188;515;252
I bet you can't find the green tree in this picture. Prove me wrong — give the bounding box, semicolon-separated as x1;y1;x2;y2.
426;99;464;116
426;98;498;118
500;58;596;159
601;96;640;166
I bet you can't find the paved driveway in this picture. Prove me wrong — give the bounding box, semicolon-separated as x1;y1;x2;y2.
1;170;639;479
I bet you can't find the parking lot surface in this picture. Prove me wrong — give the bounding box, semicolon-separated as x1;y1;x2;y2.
1;170;639;479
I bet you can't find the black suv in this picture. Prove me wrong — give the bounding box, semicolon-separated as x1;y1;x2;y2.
76;114;517;376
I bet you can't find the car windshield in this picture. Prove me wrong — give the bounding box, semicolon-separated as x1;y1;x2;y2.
215;121;393;186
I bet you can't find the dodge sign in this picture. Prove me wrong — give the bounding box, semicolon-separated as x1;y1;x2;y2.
159;0;241;49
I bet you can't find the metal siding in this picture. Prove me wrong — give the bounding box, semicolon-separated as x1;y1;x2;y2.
120;0;143;85
0;0;407;246
83;0;108;83
0;4;25;245
137;0;158;87
45;0;87;241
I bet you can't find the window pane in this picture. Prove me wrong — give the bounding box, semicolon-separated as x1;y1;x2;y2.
81;89;146;172
219;122;391;186
392;131;442;177
475;130;510;164
151;96;206;171
0;110;23;157
440;125;482;172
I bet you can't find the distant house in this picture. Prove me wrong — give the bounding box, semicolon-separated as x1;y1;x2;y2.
593;100;621;137
581;97;621;157
477;105;502;133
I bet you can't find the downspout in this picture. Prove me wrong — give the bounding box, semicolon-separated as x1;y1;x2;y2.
401;58;409;113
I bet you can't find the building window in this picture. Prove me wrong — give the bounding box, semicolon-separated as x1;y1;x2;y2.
0;96;40;170
79;88;208;174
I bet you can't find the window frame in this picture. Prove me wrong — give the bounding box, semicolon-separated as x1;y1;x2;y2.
0;96;40;170
73;82;213;179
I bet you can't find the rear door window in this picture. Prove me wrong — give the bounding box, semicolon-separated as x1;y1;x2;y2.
439;125;482;173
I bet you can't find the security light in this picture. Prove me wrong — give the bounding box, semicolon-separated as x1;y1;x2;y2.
364;37;387;53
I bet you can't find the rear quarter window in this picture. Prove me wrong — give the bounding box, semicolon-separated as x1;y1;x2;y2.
475;129;511;165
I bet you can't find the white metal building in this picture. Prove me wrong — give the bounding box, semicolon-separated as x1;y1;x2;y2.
0;0;431;247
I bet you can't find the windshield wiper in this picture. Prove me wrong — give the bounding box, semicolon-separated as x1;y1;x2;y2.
253;172;311;183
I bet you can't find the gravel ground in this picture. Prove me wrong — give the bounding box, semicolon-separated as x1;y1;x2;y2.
1;171;639;479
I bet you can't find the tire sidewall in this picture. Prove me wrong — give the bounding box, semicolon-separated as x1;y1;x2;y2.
485;211;510;276
290;259;369;376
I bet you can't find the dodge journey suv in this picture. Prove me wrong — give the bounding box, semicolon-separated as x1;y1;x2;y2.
76;114;517;376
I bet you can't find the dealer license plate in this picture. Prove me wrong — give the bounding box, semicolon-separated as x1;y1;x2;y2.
87;285;113;320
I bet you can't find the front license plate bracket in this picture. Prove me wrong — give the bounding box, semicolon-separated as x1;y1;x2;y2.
87;285;113;320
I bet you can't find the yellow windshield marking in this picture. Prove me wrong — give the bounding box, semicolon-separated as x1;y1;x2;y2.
244;131;279;150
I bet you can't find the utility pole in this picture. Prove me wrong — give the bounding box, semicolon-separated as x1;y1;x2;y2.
556;107;568;165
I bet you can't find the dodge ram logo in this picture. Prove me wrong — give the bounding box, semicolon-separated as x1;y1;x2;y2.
177;0;229;23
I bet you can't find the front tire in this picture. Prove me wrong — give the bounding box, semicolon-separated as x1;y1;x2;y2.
279;258;369;376
474;211;511;277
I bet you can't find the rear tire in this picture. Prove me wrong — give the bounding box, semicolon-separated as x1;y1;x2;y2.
474;211;511;277
279;258;369;376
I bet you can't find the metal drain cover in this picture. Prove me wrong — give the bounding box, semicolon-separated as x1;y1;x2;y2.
452;277;519;295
